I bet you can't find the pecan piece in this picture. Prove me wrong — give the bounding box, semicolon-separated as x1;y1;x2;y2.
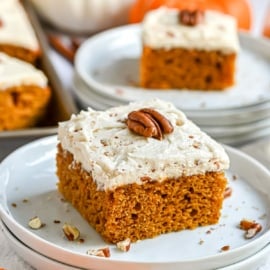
86;247;111;257
127;110;161;139
28;216;43;230
223;187;232;198
239;219;262;239
116;238;131;252
127;108;173;140
179;10;204;26
62;223;80;241
140;108;174;134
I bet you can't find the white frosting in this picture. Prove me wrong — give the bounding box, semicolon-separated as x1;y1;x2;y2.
142;7;239;54
0;0;39;51
58;99;230;191
0;53;48;90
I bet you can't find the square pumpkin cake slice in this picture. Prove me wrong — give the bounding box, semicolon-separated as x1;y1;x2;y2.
140;7;239;90
56;99;229;243
0;52;51;131
0;0;41;64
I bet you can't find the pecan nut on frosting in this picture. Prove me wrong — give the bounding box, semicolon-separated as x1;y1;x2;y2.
126;108;174;140
179;9;204;26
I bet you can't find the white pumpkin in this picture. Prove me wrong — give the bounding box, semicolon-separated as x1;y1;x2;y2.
30;0;136;33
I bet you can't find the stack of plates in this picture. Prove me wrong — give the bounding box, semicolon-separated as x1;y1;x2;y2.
73;24;270;146
1;136;270;269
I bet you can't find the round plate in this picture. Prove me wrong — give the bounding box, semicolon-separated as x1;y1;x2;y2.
215;126;270;146
202;118;270;138
72;72;121;110
240;137;270;169
73;72;270;127
186;102;270;126
75;24;270;111
1;136;270;269
1;219;270;270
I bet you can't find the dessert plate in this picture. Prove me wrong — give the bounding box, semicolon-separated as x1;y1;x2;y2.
202;117;270;138
240;137;270;170
75;24;270;111
73;72;270;127
72;72;121;110
1;219;270;270
1;136;270;270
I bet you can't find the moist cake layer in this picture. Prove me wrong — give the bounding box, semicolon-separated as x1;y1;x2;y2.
57;145;228;243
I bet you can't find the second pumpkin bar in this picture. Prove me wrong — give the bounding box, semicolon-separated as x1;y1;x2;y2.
140;7;239;90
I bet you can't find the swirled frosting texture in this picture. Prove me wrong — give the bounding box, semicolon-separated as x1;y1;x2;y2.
58;99;230;191
142;7;239;54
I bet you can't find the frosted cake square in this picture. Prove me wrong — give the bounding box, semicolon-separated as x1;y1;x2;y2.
56;99;229;243
140;7;239;90
0;53;51;131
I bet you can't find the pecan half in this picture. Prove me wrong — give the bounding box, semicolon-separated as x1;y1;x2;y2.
179;10;204;26
127;108;174;140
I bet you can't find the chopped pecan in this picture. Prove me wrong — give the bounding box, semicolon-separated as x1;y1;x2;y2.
223;187;232;198
127;108;174;140
220;245;230;252
28;216;43;230
116;238;131;252
239;219;262;239
62;223;80;241
86;247;111;257
179;10;204;26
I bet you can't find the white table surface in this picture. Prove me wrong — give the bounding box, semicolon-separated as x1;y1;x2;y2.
1;0;270;269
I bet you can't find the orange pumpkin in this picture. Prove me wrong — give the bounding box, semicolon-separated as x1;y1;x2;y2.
129;0;252;30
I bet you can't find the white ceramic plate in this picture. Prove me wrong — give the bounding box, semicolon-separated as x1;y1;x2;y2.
72;72;121;110
0;219;80;270
215;126;270;146
202;118;270;138
186;102;270;126
1;136;270;270
240;137;270;170
73;72;270;127
75;24;270;111
1;219;270;270
72;74;270;146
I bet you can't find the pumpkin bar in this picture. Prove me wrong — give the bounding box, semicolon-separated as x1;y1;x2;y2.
140;7;239;90
56;99;229;243
0;0;40;64
0;53;51;131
